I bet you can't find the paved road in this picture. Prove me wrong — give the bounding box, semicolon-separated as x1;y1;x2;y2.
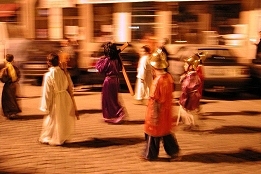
0;84;261;174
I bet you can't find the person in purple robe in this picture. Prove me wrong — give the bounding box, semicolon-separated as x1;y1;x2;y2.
179;54;202;131
95;42;126;124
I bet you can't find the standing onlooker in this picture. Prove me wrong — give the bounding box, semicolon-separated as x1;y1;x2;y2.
38;53;76;145
134;45;152;104
253;31;261;59
0;54;21;119
179;54;202;130
95;42;126;124
142;49;180;161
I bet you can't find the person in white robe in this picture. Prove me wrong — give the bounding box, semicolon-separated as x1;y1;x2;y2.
38;53;76;146
134;45;152;104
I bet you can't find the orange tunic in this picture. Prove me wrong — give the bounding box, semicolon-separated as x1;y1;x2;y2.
144;73;174;137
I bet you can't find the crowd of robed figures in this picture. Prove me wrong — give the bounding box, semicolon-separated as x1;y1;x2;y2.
0;38;206;161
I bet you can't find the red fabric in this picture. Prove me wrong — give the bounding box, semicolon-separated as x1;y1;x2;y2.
144;73;175;137
197;65;204;96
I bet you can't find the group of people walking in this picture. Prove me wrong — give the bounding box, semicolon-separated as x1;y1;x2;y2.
0;38;204;161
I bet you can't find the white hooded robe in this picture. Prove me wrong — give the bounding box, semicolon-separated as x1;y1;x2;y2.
39;66;75;145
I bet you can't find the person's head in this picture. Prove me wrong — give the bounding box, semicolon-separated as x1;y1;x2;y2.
140;45;151;56
47;53;59;67
103;42;120;60
149;48;168;75
5;54;14;63
183;54;200;72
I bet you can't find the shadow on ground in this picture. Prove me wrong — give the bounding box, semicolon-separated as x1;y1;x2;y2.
10;109;102;120
122;120;144;125
203;91;261;100
153;148;261;163
10;114;44;120
0;171;32;174
180;148;261;163
206;125;261;134
202;110;261;117
62;137;144;148
78;109;102;115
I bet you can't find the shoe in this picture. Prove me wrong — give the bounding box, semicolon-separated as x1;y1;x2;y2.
169;152;181;162
7;114;18;120
37;139;49;145
139;155;157;161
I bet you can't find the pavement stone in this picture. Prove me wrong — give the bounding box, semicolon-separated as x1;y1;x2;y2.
0;84;261;174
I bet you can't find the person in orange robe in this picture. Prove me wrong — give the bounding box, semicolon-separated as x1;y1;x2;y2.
142;49;180;161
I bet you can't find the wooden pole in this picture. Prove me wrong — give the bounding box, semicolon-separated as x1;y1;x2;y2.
119;42;134;96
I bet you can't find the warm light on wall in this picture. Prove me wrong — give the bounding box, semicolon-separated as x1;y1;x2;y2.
113;13;131;42
78;0;218;4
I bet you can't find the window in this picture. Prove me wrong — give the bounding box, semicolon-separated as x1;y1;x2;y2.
131;2;157;41
93;4;113;42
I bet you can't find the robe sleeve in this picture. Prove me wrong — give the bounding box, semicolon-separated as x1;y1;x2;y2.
95;56;108;73
40;73;54;113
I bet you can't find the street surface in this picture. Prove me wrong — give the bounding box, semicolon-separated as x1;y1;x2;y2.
0;84;261;174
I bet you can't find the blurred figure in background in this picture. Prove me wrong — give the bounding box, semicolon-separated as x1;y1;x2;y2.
38;53;76;145
59;37;78;84
134;45;152;105
59;47;79;120
142;49;180;161
95;42;126;124
254;31;261;59
60;38;75;62
0;54;21;119
178;54;202;131
158;38;170;60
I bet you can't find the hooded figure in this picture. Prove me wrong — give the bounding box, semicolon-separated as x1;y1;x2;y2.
95;42;126;124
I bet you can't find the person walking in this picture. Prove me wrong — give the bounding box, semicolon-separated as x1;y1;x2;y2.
142;48;180;161
134;45;152;104
95;42;126;124
178;54;202;131
252;31;261;59
38;53;76;145
0;54;21;119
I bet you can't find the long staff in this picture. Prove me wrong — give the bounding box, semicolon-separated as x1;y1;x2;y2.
118;42;134;96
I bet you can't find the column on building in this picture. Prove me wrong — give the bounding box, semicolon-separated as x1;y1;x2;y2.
48;8;63;39
20;0;35;39
77;3;93;69
240;0;261;60
155;3;172;44
113;3;131;42
196;4;217;45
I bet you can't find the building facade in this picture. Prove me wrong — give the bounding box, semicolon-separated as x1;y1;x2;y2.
1;0;261;64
